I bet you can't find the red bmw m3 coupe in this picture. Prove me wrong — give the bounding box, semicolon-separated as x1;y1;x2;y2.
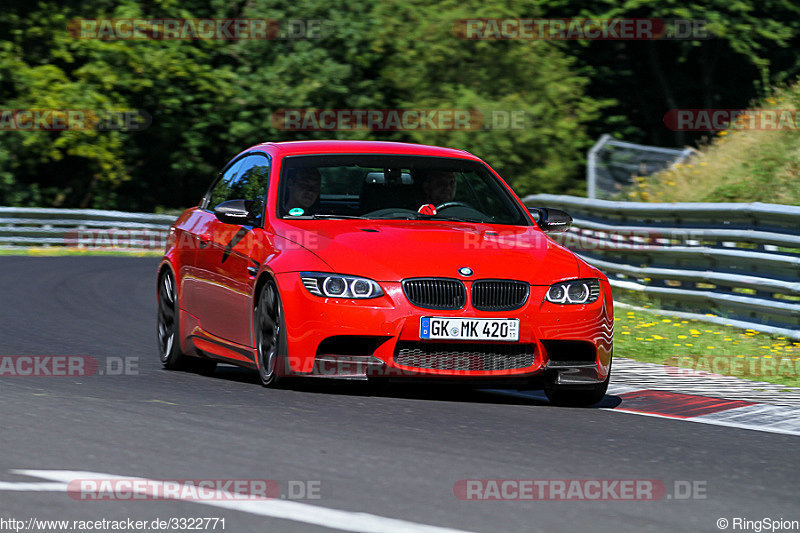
157;140;613;405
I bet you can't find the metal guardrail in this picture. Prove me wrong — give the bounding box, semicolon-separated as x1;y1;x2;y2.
523;194;800;339
0;207;175;249
3;200;800;338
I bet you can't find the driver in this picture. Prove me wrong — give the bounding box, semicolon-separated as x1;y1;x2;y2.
284;167;322;214
417;170;457;207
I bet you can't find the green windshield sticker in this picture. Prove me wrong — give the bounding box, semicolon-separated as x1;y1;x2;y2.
289;208;305;216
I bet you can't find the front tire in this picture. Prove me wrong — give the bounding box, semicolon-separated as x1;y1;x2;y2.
254;279;287;387
157;270;186;369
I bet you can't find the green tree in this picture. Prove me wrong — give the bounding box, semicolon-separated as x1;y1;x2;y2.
0;0;234;209
5;0;794;209
531;0;800;146
230;0;604;196
373;0;606;195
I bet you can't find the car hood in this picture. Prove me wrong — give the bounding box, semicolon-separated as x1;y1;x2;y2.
274;220;580;284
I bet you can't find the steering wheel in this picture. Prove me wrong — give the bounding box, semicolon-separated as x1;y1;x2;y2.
435;201;472;211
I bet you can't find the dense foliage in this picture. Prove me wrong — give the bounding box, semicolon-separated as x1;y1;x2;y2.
1;0;798;210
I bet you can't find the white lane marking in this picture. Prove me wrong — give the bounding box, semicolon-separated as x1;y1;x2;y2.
603;385;643;396
481;387;800;436
5;470;473;533
601;406;800;437
692;404;800;436
0;482;68;491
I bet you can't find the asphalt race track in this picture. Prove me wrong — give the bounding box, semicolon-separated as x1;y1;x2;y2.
1;256;798;533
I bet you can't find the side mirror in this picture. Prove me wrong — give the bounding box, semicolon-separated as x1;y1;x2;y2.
529;207;572;233
213;199;259;225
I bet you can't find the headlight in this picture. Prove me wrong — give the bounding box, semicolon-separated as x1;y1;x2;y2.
545;279;600;305
300;272;384;299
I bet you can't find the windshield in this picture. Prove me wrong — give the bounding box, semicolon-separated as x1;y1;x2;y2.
277;154;530;225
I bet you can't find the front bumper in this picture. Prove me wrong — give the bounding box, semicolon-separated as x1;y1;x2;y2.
274;273;613;381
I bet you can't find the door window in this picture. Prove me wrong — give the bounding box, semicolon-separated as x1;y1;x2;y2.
205;153;271;225
230;154;270;226
206;158;244;210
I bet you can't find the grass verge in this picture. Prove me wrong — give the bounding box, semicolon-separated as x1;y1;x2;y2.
624;81;800;205
615;305;800;388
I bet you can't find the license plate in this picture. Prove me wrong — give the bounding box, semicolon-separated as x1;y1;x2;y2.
419;317;520;342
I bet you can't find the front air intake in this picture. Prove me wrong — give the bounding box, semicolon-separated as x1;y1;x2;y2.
394;341;536;371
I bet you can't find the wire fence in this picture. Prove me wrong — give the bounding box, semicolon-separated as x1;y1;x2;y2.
586;134;695;199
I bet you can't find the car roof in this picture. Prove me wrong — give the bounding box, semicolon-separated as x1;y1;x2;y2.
247;140;480;160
